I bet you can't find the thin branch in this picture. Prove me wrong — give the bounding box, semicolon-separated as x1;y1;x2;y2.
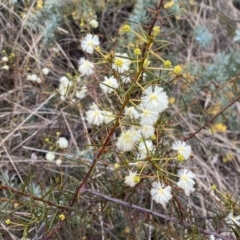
0;184;71;210
41;1;168;239
86;188;235;240
184;94;240;141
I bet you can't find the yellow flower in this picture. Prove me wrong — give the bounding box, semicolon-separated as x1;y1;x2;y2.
164;0;174;9
175;15;181;20
151;135;156;141
134;175;140;184
5;219;11;225
212;123;227;133
177;154;185;162
123;25;131;32
189;0;195;5
143;59;150;67
36;0;43;9
10;53;15;59
169;97;175;104
59;213;65;221
211;184;217;191
174;65;182;75
152;26;160;36
14;203;19;208
164;60;172;68
124;226;131;233
114;163;120;169
208;103;221;115
182;72;195;83
223;152;234;163
134;48;141;56
80;19;85;27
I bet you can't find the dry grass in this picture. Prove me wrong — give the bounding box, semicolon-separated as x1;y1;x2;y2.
0;0;240;239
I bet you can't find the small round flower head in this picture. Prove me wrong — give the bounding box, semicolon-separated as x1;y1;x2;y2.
163;60;172;68
225;212;240;227
120;76;131;84
86;104;104;126
123;24;131;32
152;26;160;36
27;74;41;83
134;48;141;56
117;130;135;152
143;59;151;68
59;76;70;85
114;163;120;169
150;181;172;208
124;170;139;187
2;65;9;70
124;106;139;120
164;1;174;8
28;74;38;82
57;137;69;149
102;111;115;124
140;125;155;139
177;169;195;196
89;19;99;28
100;76;119;94
58;213;65;221
56;159;62;165
172;141;192;161
81;34;100;54
5;219;11;225
138;105;159;125
112;53;131;73
141;85;169;113
46;152;55;161
169;97;175;104
75;86;87;99
174;65;182;75
42;67;50;75
78;58;94;76
211;184;217;191
128;127;142;143
2;56;8;62
212;123;227;133
58;77;72;99
138;140;154;159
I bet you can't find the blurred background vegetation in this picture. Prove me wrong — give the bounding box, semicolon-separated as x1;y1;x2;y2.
0;0;240;239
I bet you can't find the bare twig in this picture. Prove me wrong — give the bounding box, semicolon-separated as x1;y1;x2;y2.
0;184;72;211
86;188;235;240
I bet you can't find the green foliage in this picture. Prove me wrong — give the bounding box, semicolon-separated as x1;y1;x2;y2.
1;0;240;239
19;0;101;45
126;0;156;43
128;0;155;24
233;29;240;42
194;26;213;49
21;1;66;45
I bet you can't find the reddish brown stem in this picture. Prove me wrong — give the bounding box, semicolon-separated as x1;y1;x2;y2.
86;188;235;240
0;184;70;210
42;1;168;239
